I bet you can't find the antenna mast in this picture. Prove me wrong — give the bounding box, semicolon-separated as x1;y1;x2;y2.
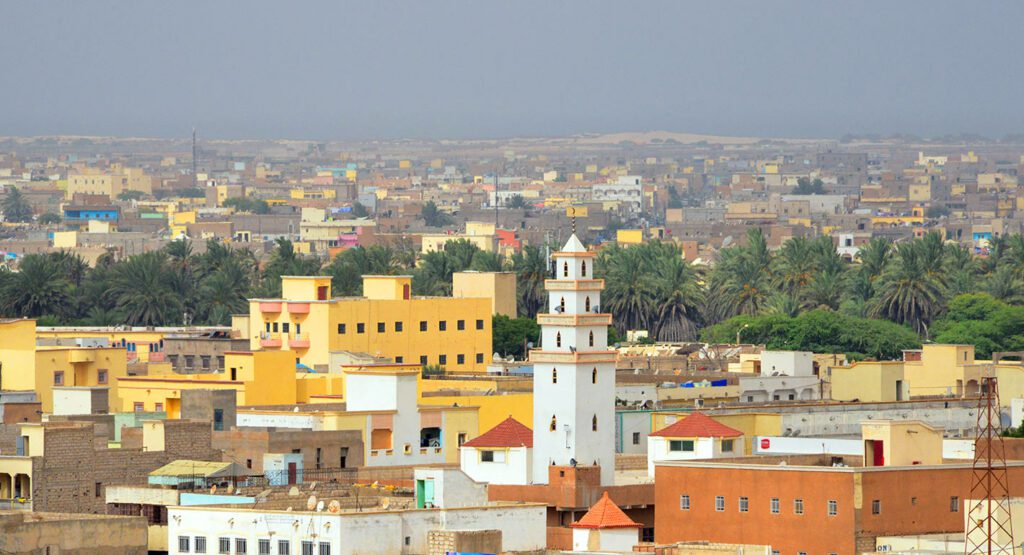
191;128;198;189
965;376;1014;554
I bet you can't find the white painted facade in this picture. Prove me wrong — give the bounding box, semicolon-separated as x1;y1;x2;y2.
237;411;319;429
647;436;737;476
413;468;488;509
532;235;616;485
751;436;862;456
738;374;821;403
460;445;531;485
168;503;547;555
760;350;814;376
572;527;640;552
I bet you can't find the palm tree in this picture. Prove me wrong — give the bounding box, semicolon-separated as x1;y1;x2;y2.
855;236;893;279
705;229;773;321
803;268;846;311
773;237;815;294
601;245;656;333
870;241;945;336
470;251;503;272
943;243;979;297
104;251;183;326
414;251;455;296
763;292;802;317
2;254;72;318
511;245;549;318
983;265;1024;304
652;254;703;341
2;186;33;223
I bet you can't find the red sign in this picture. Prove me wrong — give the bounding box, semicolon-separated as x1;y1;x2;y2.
760;438;770;449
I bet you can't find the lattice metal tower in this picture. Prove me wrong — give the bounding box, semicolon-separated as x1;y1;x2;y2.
965;376;1015;554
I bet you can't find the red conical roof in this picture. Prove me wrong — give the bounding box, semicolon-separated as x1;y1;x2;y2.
462;417;533;448
571;492;642;529
649;412;742;438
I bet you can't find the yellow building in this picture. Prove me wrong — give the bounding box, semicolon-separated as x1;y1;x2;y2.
290;188;337;200
66;171;129;199
35;327;181;363
0;319;129;413
831;362;907;402
452;271;517;318
421;233;495;254
247;275;493;372
616;229;643;245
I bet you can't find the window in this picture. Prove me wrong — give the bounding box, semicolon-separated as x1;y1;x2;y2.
592;415;598;431
458;433;467;446
236;538;247;554
302;541;315;555
216;355;224;368
53;371;64;386
282;322;290;333
951;496;959;512
828;500;838;516
438;354;447;365
259;539;271;555
476;319;484;330
201;356;211;369
592;367;597;384
549;415;557;431
155;403;164;412
481;450;506;463
338;323;346;334
319;544;331;555
457;319;465;330
588;331;594;347
357;323;365;334
872;499;881;515
395;321;403;332
669;440;695;452
403;443;411;454
559;297;565;312
420;321;428;331
476;353;484;363
97;369;108;384
377;322;385;333
219;538;230;554
721;439;734;452
556;332;562;347
794;498;804;515
581;260;587;276
420;355;428;365
278;540;290;555
632;432;640;445
715;496;725;512
457;354;465;364
395;356;403;363
739;496;748;512
563;261;569;277
195;537;207;553
439;320;447;331
272;322;279;332
134;402;144;412
552;368;558;384
770;498;780;514
585;296;591;312
179;536;191;552
679;495;690;510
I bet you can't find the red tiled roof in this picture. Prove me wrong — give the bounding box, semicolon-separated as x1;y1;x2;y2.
571;492;642;529
462;417;533;448
649;412;743;438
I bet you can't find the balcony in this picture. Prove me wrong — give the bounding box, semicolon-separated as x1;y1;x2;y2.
530;349;617;365
259;333;282;348
288;334;310;349
69;350;96;363
544;279;604;292
259;302;282;313
287;302;311;315
536;313;612;327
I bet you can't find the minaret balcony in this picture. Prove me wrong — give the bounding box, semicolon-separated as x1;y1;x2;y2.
544;279;604;291
537;313;612;326
530;349;617;364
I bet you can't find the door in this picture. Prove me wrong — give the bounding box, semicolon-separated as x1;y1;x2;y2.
287;463;297;485
895;380;903;401
871;440;885;466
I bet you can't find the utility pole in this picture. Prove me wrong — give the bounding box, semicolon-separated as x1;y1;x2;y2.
191;128;198;189
965;376;1015;554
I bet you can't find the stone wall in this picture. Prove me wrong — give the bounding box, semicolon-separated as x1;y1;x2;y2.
428;529;502;555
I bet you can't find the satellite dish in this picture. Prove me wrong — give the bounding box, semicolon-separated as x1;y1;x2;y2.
328;500;341;513
306;495;318;511
315;500;325;512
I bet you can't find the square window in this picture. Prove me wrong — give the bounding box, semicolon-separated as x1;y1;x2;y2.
357;323;365;334
395;356;404;363
195;537;207;553
302;541;314;555
439;354;447;365
395;321;403;332
457;354;465;364
439;320;447;331
179;536;191;553
828;500;838;516
319;544;331;555
420;355;428;365
133;402;144;412
278;540;290;555
770;498;780;514
679;494;690;510
236;538;247;554
457;319;465;330
476;319;484;330
219;538;231;554
97;369;108;384
721;439;734;452
420;321;428;331
794;498;804;515
377;322;385;333
669;440;694;452
715;496;724;512
476;353;484;363
632;432;640;445
53;371;64;386
739;497;748;512
337;323;346;334
259;539;271;555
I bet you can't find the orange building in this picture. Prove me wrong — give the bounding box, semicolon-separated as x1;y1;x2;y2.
654;458;1024;555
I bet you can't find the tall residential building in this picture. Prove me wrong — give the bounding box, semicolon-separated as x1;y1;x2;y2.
531;233;616;485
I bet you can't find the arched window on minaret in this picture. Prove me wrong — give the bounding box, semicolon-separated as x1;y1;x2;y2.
581;260;587;277
559;297;566;313
556;332;562;348
550;415;557;432
563;261;569;277
585;296;591;312
588;331;594;347
552;367;558;384
592;415;598;431
592;367;597;384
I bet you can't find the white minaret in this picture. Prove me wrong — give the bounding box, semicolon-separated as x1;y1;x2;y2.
531;232;616;485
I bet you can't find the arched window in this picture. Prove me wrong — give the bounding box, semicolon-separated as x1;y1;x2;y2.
559;297;565;313
550;415;557;432
581;260;587;277
585;296;591;312
592;367;597;384
552;367;558;384
592;415;598;431
556;332;562;348
588;331;594;347
563;261;569;277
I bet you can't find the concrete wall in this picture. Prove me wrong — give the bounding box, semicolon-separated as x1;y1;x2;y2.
0;511;147;554
460;446;531;485
181;389;237;430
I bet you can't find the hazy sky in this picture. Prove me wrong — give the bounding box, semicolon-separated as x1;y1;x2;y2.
2;1;1022;140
